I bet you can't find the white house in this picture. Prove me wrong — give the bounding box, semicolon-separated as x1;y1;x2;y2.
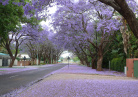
17;53;30;59
17;53;32;66
0;53;11;66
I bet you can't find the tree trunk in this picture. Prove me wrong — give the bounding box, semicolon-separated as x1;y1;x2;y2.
32;58;35;65
38;59;40;65
80;60;84;65
92;58;96;69
117;0;138;39
87;63;90;67
120;17;130;55
86;60;90;67
9;57;15;67
77;56;83;65
83;61;87;66
44;58;46;64
57;56;59;63
38;56;41;65
49;58;51;64
52;59;53;64
97;49;103;71
97;55;103;71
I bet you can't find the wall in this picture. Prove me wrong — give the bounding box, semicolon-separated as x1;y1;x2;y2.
14;59;18;66
8;59;11;65
126;58;138;77
7;59;17;66
0;59;2;66
126;58;134;77
17;60;31;66
0;59;32;66
40;61;44;63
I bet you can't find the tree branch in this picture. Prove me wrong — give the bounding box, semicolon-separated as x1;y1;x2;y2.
98;0;121;11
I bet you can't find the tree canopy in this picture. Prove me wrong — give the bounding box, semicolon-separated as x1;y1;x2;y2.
0;0;137;70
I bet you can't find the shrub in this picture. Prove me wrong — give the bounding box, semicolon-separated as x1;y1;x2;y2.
73;57;80;62
111;57;125;72
134;50;138;58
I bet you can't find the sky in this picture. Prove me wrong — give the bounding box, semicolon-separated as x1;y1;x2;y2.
60;51;73;58
40;4;57;33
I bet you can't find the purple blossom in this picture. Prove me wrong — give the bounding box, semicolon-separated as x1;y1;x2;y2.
2;0;9;5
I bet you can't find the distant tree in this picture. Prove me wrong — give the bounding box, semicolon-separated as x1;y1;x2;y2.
1;24;40;67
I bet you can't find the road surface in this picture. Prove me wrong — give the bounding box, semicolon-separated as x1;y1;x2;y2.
0;64;67;96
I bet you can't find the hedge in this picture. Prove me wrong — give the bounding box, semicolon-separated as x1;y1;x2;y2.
111;57;125;72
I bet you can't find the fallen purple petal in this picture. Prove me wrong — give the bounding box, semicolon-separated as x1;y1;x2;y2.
10;64;138;97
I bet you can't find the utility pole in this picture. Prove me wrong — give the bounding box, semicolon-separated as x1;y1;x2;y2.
56;50;58;63
37;45;38;65
51;48;52;64
95;24;98;70
109;61;110;71
96;29;97;69
23;56;26;68
67;56;70;68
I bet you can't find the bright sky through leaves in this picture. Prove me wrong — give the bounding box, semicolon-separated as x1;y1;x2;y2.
60;51;72;58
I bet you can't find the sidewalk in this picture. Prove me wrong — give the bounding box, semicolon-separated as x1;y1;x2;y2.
14;64;138;97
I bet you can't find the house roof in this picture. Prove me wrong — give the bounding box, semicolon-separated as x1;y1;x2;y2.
0;53;10;59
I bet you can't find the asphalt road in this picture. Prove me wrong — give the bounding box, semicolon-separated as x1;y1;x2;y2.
0;63;67;96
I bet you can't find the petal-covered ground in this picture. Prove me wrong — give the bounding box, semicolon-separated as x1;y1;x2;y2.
15;64;138;97
52;64;126;76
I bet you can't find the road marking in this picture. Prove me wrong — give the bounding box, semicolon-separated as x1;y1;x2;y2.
9;75;18;78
